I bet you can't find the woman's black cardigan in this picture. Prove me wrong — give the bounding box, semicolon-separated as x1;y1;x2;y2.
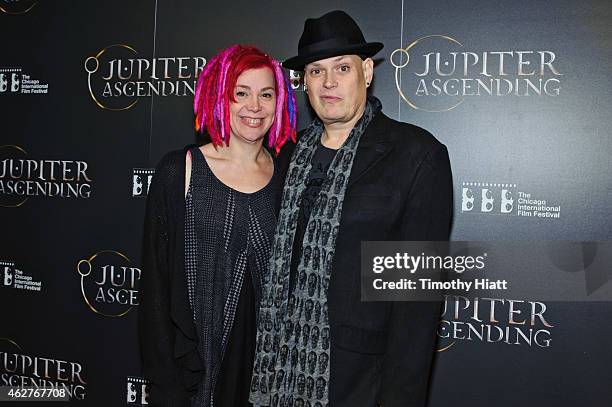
138;146;204;407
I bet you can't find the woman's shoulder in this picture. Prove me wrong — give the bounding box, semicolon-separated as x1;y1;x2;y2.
157;148;185;167
154;150;183;181
156;144;200;173
152;144;197;191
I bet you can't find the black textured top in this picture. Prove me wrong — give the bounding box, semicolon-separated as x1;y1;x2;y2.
185;147;276;407
139;144;282;407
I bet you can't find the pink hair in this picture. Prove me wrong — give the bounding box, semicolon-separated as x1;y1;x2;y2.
194;45;297;154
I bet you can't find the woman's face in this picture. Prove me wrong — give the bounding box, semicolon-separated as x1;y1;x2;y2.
229;67;276;145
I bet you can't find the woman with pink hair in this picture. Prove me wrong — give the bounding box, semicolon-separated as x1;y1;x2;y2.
140;45;297;407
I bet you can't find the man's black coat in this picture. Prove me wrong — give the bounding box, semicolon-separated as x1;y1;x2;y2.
275;111;453;407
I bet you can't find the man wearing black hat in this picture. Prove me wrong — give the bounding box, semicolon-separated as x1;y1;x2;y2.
250;10;453;407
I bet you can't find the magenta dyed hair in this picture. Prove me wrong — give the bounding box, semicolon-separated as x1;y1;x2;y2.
193;45;297;154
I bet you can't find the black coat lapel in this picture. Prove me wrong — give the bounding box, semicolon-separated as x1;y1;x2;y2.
347;112;393;188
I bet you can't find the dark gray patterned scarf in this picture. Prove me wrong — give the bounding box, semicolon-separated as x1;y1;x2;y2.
250;97;382;407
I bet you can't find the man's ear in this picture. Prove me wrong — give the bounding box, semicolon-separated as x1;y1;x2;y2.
362;57;374;86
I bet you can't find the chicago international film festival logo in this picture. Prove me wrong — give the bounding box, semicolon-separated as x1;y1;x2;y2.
84;44;206;110
77;250;141;317
0;145;93;207
2;261;14;287
0;67;49;95
1;260;42;292
461;181;561;219
288;70;305;91
391;35;563;112
0;0;37;14
132;168;154;198
127;376;149;405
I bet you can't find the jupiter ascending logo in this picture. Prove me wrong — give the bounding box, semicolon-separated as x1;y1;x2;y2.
391;35;563;112
84;44;206;111
0;145;93;207
77;250;141;317
437;295;554;352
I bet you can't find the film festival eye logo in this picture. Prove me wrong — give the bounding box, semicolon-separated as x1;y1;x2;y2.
288;70;306;91
436;295;555;352
461;182;517;215
3;262;14;287
0;0;37;14
0;338;88;400
77;250;141;317
0;145;93;207
84;44;207;111
0;69;21;93
132;168;155;198
127;377;149;405
461;181;561;219
390;35;563;112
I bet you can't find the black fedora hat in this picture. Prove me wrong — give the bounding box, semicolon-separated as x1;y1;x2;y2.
282;10;384;71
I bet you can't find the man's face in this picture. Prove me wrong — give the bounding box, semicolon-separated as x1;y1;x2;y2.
304;55;373;126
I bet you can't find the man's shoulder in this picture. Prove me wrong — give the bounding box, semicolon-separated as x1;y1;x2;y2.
374;113;444;152
369;113;450;171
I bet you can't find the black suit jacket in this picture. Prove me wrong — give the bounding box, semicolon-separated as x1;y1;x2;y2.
275;112;453;407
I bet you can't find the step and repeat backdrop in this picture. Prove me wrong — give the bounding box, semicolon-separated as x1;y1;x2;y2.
2;0;611;406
